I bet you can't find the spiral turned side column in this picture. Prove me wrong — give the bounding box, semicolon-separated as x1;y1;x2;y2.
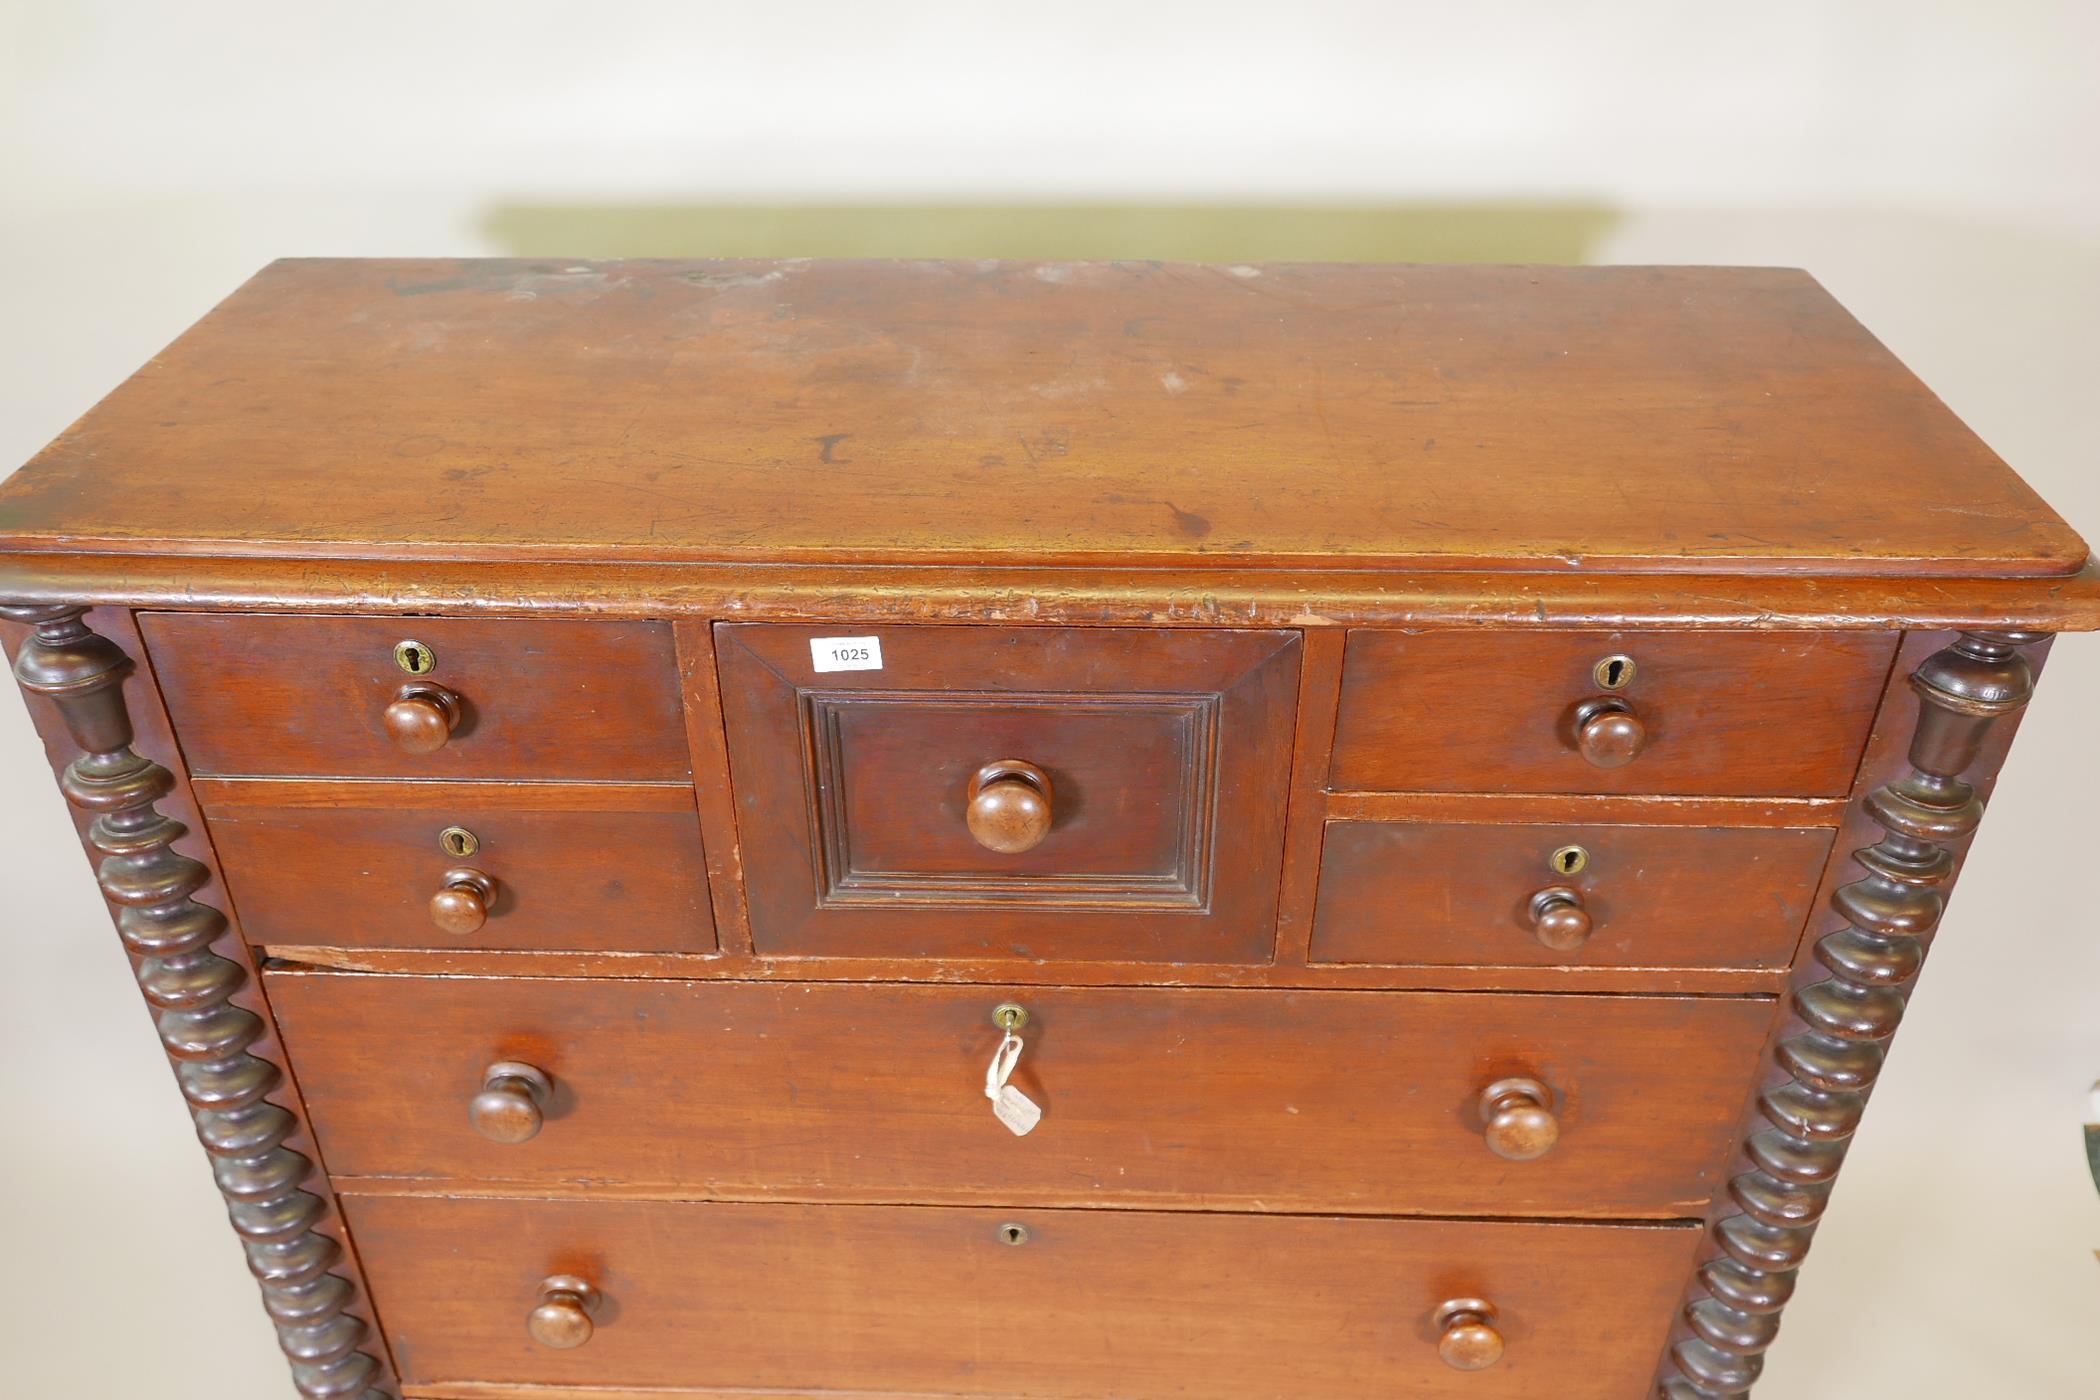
5;604;391;1400
1657;630;2047;1399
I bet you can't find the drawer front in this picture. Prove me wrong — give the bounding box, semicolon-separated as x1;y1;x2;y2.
1332;629;1896;796
347;1195;1698;1398
1313;820;1833;970
141;613;690;781
200;783;714;953
716;624;1301;963
268;973;1770;1217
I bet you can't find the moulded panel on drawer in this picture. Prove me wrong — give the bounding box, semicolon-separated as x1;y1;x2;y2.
715;623;1301;964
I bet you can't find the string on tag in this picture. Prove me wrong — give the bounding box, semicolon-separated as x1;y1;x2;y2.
985;1032;1023;1098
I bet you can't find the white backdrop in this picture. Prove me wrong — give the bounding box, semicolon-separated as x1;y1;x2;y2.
3;4;2097;1397
8;1;2100;224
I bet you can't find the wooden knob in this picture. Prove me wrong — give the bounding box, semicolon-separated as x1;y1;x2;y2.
1435;1298;1505;1371
1573;698;1645;768
1479;1076;1560;1161
527;1274;599;1349
1528;886;1592;951
430;868;498;935
471;1061;553;1144
383;683;462;754
965;760;1055;854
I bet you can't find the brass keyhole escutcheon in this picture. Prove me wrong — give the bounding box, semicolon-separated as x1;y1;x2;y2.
1549;844;1589;876
997;1222;1030;1246
993;1002;1030;1032
394;639;437;675
440;826;480;858
1592;653;1636;690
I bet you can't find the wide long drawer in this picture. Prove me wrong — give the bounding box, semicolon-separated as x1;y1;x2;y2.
267;973;1771;1217
346;1194;1700;1398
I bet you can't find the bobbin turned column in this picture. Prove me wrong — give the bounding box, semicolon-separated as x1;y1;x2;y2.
3;603;392;1400
1656;630;2049;1399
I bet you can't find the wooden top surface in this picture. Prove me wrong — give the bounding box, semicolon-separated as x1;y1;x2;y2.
0;258;2085;578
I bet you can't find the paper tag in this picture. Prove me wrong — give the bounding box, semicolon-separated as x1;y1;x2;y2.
810;636;883;673
984;1030;1043;1137
991;1083;1043;1136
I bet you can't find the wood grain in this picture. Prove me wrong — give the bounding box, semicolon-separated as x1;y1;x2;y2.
345;1194;1700;1398
140;612;688;781
1273;627;1348;965
1312;821;1833;970
1322;791;1846;827
198;784;714;954
672;622;755;957
261;946;1785;995
1332;629;1898;796
9;556;2100;633
267;973;1772;1218
716;624;1300;963
1;260;2085;579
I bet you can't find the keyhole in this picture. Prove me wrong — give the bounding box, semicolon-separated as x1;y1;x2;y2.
1593;654;1636;690
1550;844;1589;876
395;639;436;675
439;826;480;858
998;1223;1030;1246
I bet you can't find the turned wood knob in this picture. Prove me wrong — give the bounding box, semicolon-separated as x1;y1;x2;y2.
528;1274;600;1349
1435;1298;1505;1371
965;760;1055;854
1528;886;1592;950
1479;1077;1560;1161
430;868;499;935
471;1061;553;1144
1573;698;1645;768
383;683;462;754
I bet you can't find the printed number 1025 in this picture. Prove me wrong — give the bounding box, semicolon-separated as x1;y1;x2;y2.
809;636;885;673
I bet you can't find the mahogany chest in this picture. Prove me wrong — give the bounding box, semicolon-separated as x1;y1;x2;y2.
3;259;2095;1399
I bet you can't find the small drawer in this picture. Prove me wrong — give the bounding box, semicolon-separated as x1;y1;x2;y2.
197;780;714;954
1331;629;1897;796
1313;820;1833;970
345;1194;1697;1397
715;623;1301;963
140;612;689;781
268;973;1770;1218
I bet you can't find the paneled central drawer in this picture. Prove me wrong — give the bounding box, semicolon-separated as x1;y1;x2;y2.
267;973;1770;1217
345;1194;1700;1398
716;623;1302;963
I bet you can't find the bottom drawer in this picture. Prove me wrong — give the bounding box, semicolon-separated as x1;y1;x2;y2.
349;1195;1697;1398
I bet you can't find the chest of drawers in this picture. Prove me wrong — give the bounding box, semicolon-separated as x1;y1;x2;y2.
3;259;2095;1399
